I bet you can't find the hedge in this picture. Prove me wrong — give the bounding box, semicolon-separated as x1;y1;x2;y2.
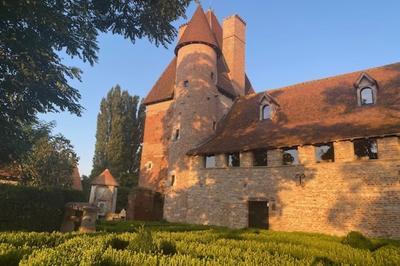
0;184;84;232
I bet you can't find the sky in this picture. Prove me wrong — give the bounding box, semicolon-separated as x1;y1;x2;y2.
39;0;400;176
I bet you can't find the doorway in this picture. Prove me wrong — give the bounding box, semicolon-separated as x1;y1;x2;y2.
248;200;269;229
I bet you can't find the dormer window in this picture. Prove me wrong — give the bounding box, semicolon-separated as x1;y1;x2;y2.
261;105;271;120
355;73;378;106
360;87;374;105
259;93;279;121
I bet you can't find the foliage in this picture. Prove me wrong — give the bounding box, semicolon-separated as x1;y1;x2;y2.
0;224;400;265
91;85;145;187
342;231;375;251
0;0;190;164
0;184;84;232
20;130;78;188
116;186;131;212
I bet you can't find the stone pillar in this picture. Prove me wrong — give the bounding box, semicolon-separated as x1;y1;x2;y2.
267;149;282;167
298;145;315;164
377;137;400;160
334;141;354;162
216;154;227;168
79;205;98;233
240;151;253;167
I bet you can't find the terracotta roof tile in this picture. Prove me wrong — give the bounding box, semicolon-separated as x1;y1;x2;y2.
190;63;400;154
143;58;176;105
175;5;219;55
91;169;119;187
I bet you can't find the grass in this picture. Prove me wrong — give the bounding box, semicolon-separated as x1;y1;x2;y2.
0;221;399;265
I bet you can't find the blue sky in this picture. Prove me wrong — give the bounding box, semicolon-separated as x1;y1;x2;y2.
40;0;400;176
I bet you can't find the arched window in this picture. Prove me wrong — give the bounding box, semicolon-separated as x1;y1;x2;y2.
261;105;271;120
360;87;374;105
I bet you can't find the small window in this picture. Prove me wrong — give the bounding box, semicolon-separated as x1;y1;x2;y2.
173;128;180;141
261;105;271;120
212;121;216;131
354;139;378;160
211;72;214;80
282;148;299;165
227;152;240;167
204;155;216;168
315;143;334;163
170;175;175;186
145;162;153;171
360;87;374;105
253;149;268;166
183;80;189;88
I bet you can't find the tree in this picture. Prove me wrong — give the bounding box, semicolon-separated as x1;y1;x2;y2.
91;85;144;187
20;123;79;188
0;0;191;163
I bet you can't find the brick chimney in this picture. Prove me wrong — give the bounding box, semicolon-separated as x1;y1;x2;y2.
223;15;246;95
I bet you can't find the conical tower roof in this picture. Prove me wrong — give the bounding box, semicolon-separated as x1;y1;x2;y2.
91;169;119;187
175;5;220;56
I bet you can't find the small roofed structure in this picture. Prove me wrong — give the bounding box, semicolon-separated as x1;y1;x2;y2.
89;169;119;216
71;167;83;191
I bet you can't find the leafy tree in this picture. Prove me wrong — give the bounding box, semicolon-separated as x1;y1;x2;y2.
91;85;144;187
20;123;79;188
0;0;191;163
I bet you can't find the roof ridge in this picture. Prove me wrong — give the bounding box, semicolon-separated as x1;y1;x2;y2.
259;61;400;95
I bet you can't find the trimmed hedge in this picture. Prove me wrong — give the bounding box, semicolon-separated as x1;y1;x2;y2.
0;184;84;232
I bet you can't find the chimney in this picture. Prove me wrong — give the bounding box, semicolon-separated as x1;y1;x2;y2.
178;23;188;40
223;15;246;95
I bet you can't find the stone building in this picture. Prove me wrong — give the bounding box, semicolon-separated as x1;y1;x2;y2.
133;5;400;238
89;169;119;216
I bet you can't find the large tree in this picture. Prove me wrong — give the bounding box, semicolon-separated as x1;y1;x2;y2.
91;85;144;187
0;0;191;163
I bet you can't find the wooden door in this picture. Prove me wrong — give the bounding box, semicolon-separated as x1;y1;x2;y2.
248;201;269;229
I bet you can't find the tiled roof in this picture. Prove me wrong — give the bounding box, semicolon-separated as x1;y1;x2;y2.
91;169;119;187
175;5;220;56
190;63;400;155
144;7;254;105
143;58;176;105
71;167;82;191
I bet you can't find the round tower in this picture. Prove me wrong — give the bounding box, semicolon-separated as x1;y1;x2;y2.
168;5;221;189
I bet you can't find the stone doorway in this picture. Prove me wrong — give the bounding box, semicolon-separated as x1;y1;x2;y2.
248;200;269;229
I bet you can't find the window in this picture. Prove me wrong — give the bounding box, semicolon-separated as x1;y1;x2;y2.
212;121;216;131
211;72;214;80
315;143;334;162
360;87;374;105
183;80;189;88
173;128;180;141
170;175;175;186
227;152;240;167
253;149;268;166
354;139;378;160
145;162;153;171
261;105;271;120
282;148;299;165
204;155;216;168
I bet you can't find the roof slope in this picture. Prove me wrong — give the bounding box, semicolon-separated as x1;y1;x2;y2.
175;5;219;55
91;169;119;187
71;167;83;191
191;63;400;154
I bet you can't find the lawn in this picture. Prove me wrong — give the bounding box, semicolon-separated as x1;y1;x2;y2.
0;220;399;265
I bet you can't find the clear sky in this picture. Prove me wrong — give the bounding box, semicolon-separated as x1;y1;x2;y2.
40;0;400;176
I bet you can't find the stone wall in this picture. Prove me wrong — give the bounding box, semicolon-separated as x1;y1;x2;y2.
164;137;400;239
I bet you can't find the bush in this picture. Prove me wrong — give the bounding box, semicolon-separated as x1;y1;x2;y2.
108;237;129;250
128;225;157;253
342;231;375;250
158;240;177;255
0;184;84;232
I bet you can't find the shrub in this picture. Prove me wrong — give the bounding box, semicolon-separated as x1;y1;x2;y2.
311;256;337;266
109;237;129;250
0;184;84;232
128;225;157;253
158;240;177;255
0;243;31;266
342;231;374;250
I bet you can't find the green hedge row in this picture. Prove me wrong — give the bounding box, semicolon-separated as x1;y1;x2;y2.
0;184;84;232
